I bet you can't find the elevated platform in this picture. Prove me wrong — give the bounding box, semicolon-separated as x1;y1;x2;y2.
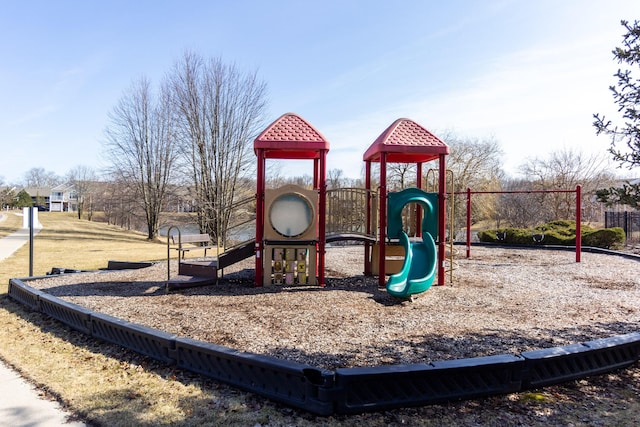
167;240;256;290
166;274;217;290
167;260;218;290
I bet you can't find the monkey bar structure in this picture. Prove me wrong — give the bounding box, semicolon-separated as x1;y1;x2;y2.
461;186;583;262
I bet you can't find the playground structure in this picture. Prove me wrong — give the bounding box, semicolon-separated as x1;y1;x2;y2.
254;114;449;294
167;112;591;295
362;118;449;292
253;113;329;287
167;113;450;296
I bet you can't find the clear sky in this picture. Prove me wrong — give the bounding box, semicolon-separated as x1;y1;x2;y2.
1;0;639;185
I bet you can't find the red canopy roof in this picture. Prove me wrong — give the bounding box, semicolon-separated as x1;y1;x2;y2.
363;118;449;163
254;112;330;159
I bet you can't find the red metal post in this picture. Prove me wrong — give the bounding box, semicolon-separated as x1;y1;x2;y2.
437;154;447;286
378;153;387;288
255;150;265;287
364;161;372;276
313;158;319;189
318;152;327;286
576;184;582;263
416;162;423;237
466;188;471;258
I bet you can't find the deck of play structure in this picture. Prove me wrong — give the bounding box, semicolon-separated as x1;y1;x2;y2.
168;112;450;298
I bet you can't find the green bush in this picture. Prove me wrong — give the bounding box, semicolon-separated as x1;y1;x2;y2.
477;221;625;249
477;228;531;244
536;229;572;245
582;227;625;249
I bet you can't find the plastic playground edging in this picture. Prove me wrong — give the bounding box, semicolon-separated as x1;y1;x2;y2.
6;266;640;416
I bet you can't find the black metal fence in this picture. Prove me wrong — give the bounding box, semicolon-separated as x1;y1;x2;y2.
7;277;640;416
605;211;640;242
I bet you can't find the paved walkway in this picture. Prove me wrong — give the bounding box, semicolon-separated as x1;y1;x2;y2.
0;227;41;262
0;362;85;426
0;214;86;426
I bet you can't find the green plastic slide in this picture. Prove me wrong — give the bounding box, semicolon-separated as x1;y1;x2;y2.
386;231;437;298
385;188;439;298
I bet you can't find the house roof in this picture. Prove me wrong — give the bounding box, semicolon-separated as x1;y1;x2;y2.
22;187;51;197
51;183;74;191
254;112;330;159
363;118;449;163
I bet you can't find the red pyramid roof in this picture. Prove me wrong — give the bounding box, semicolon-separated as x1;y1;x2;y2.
254;112;330;159
363;118;449;163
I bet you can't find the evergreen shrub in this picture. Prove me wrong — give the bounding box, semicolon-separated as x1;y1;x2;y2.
477;221;625;249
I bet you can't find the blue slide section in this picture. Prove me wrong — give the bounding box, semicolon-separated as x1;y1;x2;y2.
385;188;438;298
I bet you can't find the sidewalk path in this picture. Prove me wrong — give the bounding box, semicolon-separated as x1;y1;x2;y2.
1;219;86;426
0;362;85;426
0;227;41;262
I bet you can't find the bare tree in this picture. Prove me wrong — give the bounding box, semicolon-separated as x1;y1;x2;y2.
282;174;314;189
519;148;615;222
327;168;345;190
388;163;416;191
23;167;62;187
169;52;267;246
66;165;97;220
497;178;550;228
1;186;17;209
94;175;138;229
103;77;178;239
430;132;504;229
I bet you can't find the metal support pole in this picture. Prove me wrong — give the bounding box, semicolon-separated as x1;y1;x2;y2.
364;161;372;276
437;155;446;286
466;188;471;259
255;150;265;287
378;153;387;288
576;185;582;263
416;162;423;237
28;207;34;277
318;152;327;287
166;226;182;292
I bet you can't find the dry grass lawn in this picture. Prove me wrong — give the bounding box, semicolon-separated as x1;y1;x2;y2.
0;210;23;238
0;212;171;293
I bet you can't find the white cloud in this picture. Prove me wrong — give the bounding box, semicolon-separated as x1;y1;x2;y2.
316;28;627;179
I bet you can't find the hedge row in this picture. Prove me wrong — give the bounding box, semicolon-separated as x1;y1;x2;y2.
477;220;625;249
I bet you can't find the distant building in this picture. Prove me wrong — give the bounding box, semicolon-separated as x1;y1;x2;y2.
49;183;78;212
22;186;51;210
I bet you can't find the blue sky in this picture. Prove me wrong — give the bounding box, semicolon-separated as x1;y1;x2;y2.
1;0;639;184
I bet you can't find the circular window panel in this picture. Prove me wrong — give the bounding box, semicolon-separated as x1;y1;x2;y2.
268;193;314;238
